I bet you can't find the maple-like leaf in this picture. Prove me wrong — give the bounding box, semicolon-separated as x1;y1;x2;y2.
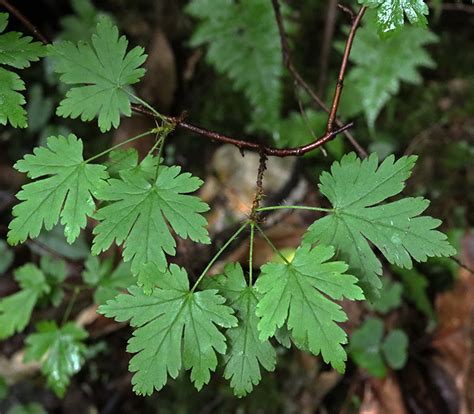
255;244;364;373
359;0;429;34
99;264;237;395
92;162;210;274
24;321;88;397
0;13;46;128
0;264;50;339
48;17;147;132
8;134;108;245
304;153;456;299
204;263;276;397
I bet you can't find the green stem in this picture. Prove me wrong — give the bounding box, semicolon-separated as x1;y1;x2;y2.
191;222;249;292
254;223;290;264
248;222;255;286
146;135;163;158
154;133;167;180
85;129;155;163
257;205;332;213
129;92;166;121
62;287;80;326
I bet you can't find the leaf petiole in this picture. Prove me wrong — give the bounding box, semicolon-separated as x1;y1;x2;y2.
191;222;249;292
257;205;332;213
248;222;255;286
254;223;290;264
85;129;156;163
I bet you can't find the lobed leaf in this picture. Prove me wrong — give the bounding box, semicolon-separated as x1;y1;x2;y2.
0;13;46;128
0;264;50;339
48;17;147;132
359;0;429;34
8;134;108;245
255;244;364;373
204;263;276;397
304;153;456;299
99;264;237;395
24;321;88;397
92;162;210;275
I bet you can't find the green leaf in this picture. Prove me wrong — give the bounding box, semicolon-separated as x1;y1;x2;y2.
48;17;147;132
304;153;456;300
368;278;403;314
105;148;139;177
275;110;328;151
204;263;276;397
339;15;437;128
255;244;364;373
92;162;210;275
0;13;46;128
8;134;108;245
0;14;45;68
186;0;282;132
381;329;408;369
395;266;435;320
39;256;68;307
7;403;47;414
0;375;7;400
0;68;27;128
0;239;14;273
59;0;112;42
0;264;50;339
26;84;54;134
99;264;237;395
359;0;429;34
24;321;88;397
82;255;134;304
349;317;387;377
350;318;409;376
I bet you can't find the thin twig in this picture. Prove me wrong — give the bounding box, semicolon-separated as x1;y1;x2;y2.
271;0;368;158
132;104;354;157
451;256;474;275
337;4;356;20
436;2;474;14
326;6;366;133
4;0;359;159
0;0;49;44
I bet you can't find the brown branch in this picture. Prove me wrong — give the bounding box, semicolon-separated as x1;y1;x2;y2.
436;2;474;14
132;104;353;157
0;0;49;44
5;0;356;159
271;0;368;158
250;152;268;220
326;6;366;133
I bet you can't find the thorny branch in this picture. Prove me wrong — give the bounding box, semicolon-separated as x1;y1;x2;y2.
271;0;368;158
